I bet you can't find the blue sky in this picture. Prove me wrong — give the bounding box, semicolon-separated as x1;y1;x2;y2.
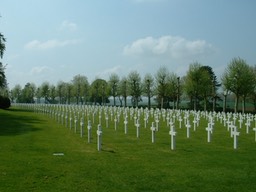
1;0;255;88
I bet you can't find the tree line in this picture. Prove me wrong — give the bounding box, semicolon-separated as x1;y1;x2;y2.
8;58;256;113
0;19;255;112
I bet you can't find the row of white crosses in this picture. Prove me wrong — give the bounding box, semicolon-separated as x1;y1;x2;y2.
13;103;256;150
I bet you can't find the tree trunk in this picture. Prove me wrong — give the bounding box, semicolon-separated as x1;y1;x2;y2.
223;95;227;113
213;97;216;112
242;96;246;114
161;97;164;109
194;96;197;111
148;95;151;109
234;95;239;113
204;97;207;111
124;96;127;107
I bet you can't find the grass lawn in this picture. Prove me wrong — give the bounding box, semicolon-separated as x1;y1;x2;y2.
1;106;256;192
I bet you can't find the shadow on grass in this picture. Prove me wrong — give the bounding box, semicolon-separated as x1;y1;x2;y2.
0;108;42;136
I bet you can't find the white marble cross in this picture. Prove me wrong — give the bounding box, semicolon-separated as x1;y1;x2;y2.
80;118;84;137
135;119;140;138
178;116;182;129
144;116;148;128
69;116;72;130
245;120;250;134
186;122;191;138
169;125;176;150
74;116;78;133
253;128;256;142
155;118;159;131
151;122;156;143
124;116;128;134
87;120;92;143
97;124;102;151
105;115;109;128
231;126;240;149
252;128;256;142
114;116;117;131
99;114;102;125
205;123;212;143
193;118;197;131
238;118;243;129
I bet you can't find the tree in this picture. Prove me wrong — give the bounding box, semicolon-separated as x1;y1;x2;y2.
118;77;128;107
250;65;256;112
72;74;89;105
10;84;22;102
166;72;179;109
0;33;7;90
49;85;57;103
184;62;212;111
222;57;255;113
40;82;50;103
89;78;109;105
199;66;221;111
0;33;6;59
155;66;169;108
127;71;142;107
65;82;73;105
108;73;119;106
57;81;66;104
0;62;7;89
142;73;154;109
19;83;36;103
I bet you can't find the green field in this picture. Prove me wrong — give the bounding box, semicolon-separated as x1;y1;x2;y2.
1;106;256;192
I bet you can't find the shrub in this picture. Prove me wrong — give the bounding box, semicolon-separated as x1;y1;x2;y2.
0;96;11;109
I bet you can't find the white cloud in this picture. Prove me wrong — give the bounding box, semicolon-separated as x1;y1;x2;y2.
24;39;81;50
59;20;78;31
96;66;122;79
29;66;52;75
123;35;214;59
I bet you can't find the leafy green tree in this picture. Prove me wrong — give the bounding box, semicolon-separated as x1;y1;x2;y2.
222;57;255;113
89;78;109;105
49;85;57;103
0;62;7;89
155;66;169;108
250;65;256;112
184;62;212;111
35;88;41;103
57;81;66;104
0;33;6;59
200;66;221;111
166;72;179;109
108;73;119;106
65;82;73;105
40;82;50;103
72;74;89;104
10;84;22;102
117;77;128;107
127;71;142;107
0;32;7;92
20;83;36;103
142;73;154;109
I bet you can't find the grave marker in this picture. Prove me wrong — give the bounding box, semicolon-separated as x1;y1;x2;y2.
87;120;92;143
97;124;102;151
151;122;156;143
169;125;176;150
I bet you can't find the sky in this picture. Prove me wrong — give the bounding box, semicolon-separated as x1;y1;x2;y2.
1;0;256;88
